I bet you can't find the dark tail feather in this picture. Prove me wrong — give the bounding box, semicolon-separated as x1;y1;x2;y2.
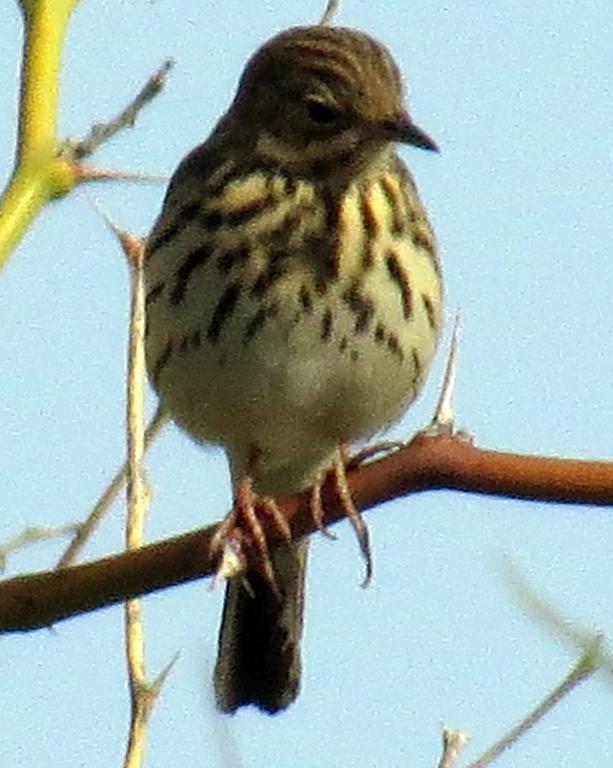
214;539;307;714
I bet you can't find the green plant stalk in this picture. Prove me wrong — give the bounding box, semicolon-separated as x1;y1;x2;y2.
0;0;80;268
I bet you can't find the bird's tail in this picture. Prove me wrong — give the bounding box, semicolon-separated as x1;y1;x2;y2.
214;538;308;714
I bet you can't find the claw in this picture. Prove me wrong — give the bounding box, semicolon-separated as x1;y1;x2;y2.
210;475;292;601
309;472;337;541
307;450;373;586
331;454;373;587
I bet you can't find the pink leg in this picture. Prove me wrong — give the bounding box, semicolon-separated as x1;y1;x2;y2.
210;475;292;599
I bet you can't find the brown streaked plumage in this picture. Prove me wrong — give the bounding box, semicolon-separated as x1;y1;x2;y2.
145;24;443;714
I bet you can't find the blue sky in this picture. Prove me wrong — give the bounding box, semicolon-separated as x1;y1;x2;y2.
1;1;612;766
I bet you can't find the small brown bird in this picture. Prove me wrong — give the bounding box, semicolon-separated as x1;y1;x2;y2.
145;25;442;713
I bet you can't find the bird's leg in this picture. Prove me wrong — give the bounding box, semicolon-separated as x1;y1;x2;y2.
310;447;373;587
333;451;373;587
211;474;292;600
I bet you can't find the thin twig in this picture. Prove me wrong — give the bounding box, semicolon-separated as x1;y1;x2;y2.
431;311;461;432
503;561;613;685
465;638;602;768
76;166;168;184
117;226;155;768
0;524;78;572
437;728;470;768
55;378;167;571
320;0;340;25
72;59;174;160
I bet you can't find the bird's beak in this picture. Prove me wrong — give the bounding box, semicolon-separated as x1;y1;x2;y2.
381;113;439;152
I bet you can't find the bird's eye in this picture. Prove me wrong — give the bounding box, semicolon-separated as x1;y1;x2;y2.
305;99;338;124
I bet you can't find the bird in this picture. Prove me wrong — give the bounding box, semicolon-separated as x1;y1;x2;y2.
144;24;443;714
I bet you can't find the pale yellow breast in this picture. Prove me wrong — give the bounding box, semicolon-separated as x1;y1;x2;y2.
144;156;442;494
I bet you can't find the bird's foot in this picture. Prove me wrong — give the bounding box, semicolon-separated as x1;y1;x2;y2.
210;475;291;600
311;451;373;587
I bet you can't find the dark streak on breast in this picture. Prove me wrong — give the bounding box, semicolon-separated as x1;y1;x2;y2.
411;228;434;253
217;246;250;274
311;188;341;288
379;176;405;234
412;347;422;381
299;285;313;313
170;245;212;305
421;292;438;331
145;201;201;260
243;301;281;344
359;185;379;268
250;249;288;297
200;210;224;230
342;283;374;334
207;281;241;342
201;186;277;232
151;341;173;387
244;307;268;342
385;250;413;319
386;334;405;362
145;282;164;307
321;307;333;341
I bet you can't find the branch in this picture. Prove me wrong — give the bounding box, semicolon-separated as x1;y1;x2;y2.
0;523;78;571
55;406;167;569
0;433;611;635
71;59;174;160
437;728;470;768
465;639;601;768
320;0;340;25
121;228;155;768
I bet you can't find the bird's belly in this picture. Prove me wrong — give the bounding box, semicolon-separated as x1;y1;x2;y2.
151;271;438;461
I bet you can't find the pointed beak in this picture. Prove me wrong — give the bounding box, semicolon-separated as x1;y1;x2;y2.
380;113;439;152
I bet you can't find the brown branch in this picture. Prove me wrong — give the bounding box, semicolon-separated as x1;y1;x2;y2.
1;432;611;635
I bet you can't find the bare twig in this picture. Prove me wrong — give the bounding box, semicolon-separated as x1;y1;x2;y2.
503;561;613;685
55;406;167;569
437;727;470;768
115;224;174;767
431;312;461;433
72;59;174;160
76;166;168;184
503;560;596;649
465;638;602;768
121;225;152;768
0;524;78;572
320;0;340;25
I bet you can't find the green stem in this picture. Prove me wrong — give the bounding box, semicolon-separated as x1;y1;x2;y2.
18;0;78;162
0;0;80;268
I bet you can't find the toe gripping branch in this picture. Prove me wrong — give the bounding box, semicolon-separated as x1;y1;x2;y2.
211;452;375;597
210;476;292;600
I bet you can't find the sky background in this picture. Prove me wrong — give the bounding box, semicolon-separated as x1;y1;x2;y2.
1;1;612;766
